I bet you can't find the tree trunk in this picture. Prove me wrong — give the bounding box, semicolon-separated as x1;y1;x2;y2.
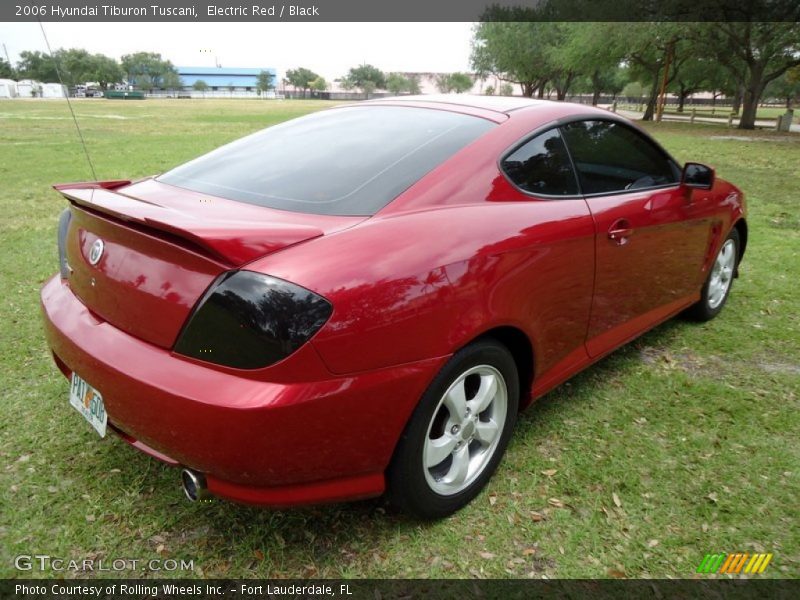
591;71;601;106
642;71;660;121
738;85;765;129
732;85;743;115
678;91;688;112
555;71;574;101
537;86;545;99
521;82;534;97
738;65;766;130
738;94;758;129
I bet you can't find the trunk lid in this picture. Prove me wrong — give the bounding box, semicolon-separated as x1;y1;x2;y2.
59;178;363;349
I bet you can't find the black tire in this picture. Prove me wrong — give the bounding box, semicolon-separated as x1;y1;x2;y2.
387;339;519;519
684;228;740;322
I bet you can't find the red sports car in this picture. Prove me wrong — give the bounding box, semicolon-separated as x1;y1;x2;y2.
41;96;747;518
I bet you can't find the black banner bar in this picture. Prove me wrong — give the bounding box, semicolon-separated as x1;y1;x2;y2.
4;579;800;600
3;0;800;22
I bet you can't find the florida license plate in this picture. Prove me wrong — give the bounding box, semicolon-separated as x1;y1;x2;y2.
69;373;107;437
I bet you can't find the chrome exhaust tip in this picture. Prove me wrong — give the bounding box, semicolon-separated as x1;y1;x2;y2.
181;468;210;502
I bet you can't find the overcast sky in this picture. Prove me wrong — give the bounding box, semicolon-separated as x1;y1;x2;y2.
0;22;476;79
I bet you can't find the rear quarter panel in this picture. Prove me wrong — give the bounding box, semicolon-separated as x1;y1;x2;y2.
248;196;595;378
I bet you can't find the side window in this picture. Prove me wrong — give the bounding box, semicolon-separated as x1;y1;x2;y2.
560;120;677;195
501;128;579;196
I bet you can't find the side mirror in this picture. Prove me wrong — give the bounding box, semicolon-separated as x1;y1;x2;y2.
682;162;715;190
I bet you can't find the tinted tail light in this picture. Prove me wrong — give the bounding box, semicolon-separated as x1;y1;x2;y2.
174;271;332;369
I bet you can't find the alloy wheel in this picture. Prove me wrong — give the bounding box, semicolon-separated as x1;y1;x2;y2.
423;365;508;496
708;238;736;309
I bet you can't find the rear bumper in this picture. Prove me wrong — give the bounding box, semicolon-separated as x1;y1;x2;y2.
41;275;445;506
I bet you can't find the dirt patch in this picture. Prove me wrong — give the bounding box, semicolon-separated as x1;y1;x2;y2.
710;135;798;143
638;347;718;375
757;362;800;376
639;346;800;378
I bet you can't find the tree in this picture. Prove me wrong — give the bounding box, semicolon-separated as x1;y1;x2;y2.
499;83;513;96
550;23;627;105
668;57;715;112
310;77;328;94
691;21;800;129
434;73;453;93
471;22;552;97
16;51;58;82
605;22;687;120
386;73;409;95
539;23;584;100
16;49;121;89
338;76;354;91
346;64;385;99
622;81;647;107
120;52;177;89
137;75;155;92
596;67;627;104
406;74;421;94
449;73;474;94
0;58;16;79
256;70;275;94
285;67;318;98
766;67;800;109
86;53;123;89
473;18;593;99
161;70;182;91
484;85;495;96
55;49;96;87
192;80;208;96
693;64;738;113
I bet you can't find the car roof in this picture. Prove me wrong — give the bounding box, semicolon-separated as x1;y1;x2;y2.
368;94;548;114
357;95;616;125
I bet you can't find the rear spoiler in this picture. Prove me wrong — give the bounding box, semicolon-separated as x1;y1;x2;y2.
54;181;324;266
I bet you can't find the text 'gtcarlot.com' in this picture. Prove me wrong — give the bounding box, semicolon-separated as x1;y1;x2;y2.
14;554;194;572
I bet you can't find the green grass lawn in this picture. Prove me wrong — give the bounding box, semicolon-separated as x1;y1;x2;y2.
1;99;798;579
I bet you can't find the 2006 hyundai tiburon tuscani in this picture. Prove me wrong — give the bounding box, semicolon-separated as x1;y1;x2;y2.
41;96;746;518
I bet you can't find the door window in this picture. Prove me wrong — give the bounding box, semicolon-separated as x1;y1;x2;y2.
561;120;678;194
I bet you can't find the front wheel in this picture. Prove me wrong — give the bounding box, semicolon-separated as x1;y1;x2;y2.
387;340;519;519
685;228;740;321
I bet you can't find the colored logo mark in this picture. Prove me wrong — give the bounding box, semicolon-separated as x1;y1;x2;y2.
697;553;773;574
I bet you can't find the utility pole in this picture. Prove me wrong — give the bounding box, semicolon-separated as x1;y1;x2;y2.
2;43;11;66
656;41;674;123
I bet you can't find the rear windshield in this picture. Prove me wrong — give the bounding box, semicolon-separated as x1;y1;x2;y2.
159;106;495;216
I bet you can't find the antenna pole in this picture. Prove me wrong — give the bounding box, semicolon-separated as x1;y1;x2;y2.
37;20;98;181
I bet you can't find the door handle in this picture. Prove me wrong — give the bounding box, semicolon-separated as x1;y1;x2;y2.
608;219;633;245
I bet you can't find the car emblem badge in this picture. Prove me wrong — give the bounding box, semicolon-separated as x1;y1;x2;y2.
88;239;104;265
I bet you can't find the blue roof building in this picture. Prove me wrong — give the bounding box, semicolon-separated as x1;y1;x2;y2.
175;66;277;90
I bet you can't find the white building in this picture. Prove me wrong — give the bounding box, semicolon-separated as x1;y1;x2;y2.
41;83;68;98
16;79;43;98
0;79;18;98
